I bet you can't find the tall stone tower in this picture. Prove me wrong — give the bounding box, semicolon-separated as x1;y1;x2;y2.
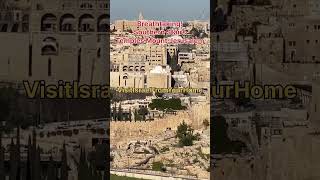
138;11;144;20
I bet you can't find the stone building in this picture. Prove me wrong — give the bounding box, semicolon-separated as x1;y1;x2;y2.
110;42;172;88
110;63;171;88
308;0;320;16
283;16;320;63
0;0;109;85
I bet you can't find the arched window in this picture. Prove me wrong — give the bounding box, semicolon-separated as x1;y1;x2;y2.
97;14;109;32
60;14;75;32
123;73;128;79
41;13;57;31
79;14;94;32
42;45;57;55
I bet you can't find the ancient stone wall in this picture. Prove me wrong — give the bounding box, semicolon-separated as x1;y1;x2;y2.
110;111;190;144
110;103;210;144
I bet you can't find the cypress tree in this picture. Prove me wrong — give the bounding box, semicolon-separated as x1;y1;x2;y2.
0;131;4;180
112;103;117;121
166;51;170;65
118;103;123;121
9;139;16;180
97;171;102;180
128;108;132;121
78;148;88;180
16;126;20;180
34;147;41;180
31;129;37;180
92;168;98;180
88;163;93;179
103;170;108;180
26;136;31;180
60;143;68;180
95;171;101;180
134;109;137;121
77;149;82;180
82;149;89;180
47;156;55;180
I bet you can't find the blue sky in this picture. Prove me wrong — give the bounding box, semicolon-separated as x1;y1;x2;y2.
110;0;210;22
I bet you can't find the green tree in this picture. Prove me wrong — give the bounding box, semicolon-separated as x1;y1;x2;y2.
112;103;117;121
34;147;41;180
176;121;198;146
9;138;16;180
0;87;14;121
61;143;68;180
0;131;4;180
138;107;148;121
212;116;247;154
190;27;201;37
16;126;21;179
128;108;132;121
26;136;32;180
149;99;186;111
47;155;57;180
134;109;142;121
118;103;123;121
152;161;165;172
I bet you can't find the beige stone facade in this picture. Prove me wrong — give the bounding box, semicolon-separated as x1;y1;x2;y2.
283;16;320;63
0;0;109;85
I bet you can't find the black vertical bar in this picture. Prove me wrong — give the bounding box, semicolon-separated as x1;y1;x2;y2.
210;0;218;179
28;45;32;77
77;48;81;81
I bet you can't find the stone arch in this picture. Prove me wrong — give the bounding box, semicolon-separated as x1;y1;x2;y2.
123;66;128;71
60;13;75;32
79;14;94;32
43;37;57;42
41;45;57;56
42;37;58;55
41;13;57;31
97;14;109;32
